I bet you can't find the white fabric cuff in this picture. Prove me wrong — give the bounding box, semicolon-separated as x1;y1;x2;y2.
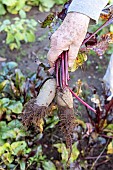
67;0;108;24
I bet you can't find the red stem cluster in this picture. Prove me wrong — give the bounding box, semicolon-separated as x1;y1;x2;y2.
55;51;69;88
55;51;96;113
83;16;113;45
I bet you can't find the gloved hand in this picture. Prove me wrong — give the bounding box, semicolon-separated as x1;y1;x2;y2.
47;12;90;68
103;54;113;100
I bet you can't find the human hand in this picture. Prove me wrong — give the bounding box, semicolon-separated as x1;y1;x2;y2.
47;12;90;68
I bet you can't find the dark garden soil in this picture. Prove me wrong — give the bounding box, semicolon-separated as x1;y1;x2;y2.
0;7;113;170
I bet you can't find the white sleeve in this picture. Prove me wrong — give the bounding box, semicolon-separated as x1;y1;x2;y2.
68;0;108;24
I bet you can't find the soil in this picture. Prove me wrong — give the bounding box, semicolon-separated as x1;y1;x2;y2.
0;7;113;170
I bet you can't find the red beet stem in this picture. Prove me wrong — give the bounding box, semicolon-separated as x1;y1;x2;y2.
55;59;59;87
59;57;63;89
69;88;96;113
82;17;113;45
64;51;69;85
61;53;65;87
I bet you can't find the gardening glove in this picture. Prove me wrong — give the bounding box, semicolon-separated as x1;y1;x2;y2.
103;53;113;100
47;12;90;68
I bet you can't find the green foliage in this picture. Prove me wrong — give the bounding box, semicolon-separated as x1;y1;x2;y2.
1;0;26;14
54;143;79;164
0;62;24;98
0;120;25;142
38;0;56;12
0;0;67;15
109;0;113;4
37;0;66;12
0;0;66;50
0;13;38;50
0;62;59;169
0;98;23;120
107;140;113;154
0;3;6;15
0;61;36;123
0;62;30;169
0;141;30;165
45;111;59;130
42;160;56;170
28;145;56;170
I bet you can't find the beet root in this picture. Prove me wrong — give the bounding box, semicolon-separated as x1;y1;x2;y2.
56;87;76;162
58;106;76;149
21;78;56;130
22;99;47;128
56;87;73;108
35;78;56;107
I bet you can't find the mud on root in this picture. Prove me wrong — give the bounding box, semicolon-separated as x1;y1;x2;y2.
21;99;48;129
58;106;76;160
